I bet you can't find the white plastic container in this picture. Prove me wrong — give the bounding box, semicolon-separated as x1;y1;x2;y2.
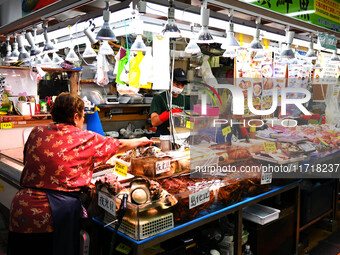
17;102;35;115
242;204;280;225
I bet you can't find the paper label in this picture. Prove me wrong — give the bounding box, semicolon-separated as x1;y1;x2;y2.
261;173;272;184
115;161;128;177
222;126;232;136
0;122;13;129
98;192;116;216
186;121;193;129
263;142;277;152
116;243;131;254
155;160;171;175
189;188;210;209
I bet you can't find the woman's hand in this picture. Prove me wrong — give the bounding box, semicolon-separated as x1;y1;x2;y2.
116;137;154;154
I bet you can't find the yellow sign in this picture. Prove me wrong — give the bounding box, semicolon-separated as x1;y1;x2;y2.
115;161;128;177
1;122;13;129
186;121;193;129
222;126;232;136
263;142;277;153
314;0;340;23
116;243;131;254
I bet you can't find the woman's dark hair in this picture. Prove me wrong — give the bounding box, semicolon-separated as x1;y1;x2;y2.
50;92;84;125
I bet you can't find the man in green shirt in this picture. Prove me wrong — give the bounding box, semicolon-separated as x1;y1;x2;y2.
150;68;191;137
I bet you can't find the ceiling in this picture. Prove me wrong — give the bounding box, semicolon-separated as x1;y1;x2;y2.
0;0;339;48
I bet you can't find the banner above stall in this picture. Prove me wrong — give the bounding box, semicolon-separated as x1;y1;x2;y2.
246;0;340;32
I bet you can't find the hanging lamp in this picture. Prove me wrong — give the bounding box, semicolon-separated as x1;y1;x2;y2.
196;0;214;43
185;23;201;54
221;10;239;49
96;0;117;41
280;28;295;59
162;0;181;38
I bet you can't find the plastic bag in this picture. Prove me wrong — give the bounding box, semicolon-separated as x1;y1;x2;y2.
139;47;153;89
129;51;144;88
116;53;129;85
119;61;130;84
95;53;109;86
201;55;218;87
325;84;340;125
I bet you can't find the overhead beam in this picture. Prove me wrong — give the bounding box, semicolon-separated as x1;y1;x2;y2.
0;0;95;35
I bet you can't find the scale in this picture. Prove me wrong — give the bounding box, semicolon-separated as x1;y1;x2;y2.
104;95;119;104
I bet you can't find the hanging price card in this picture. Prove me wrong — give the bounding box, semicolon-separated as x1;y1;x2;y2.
115;161;128;177
98;191;116;216
186;121;193;129
189;188;210;209
261;173;272;184
263;142;277;153
155;160;171;175
0;122;13;129
222;126;232;136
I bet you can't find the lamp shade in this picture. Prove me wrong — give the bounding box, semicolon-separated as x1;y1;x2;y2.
9;42;19;63
25;32;40;56
83;43;97;58
221;32;240;49
223;49;236;58
196;27;214;44
185;39;201;54
280;45;295;59
96;10;117;41
305;41;317;60
52;53;64;64
162;19;181;38
98;41;114;55
249;29;263;51
65;47;79;62
17;34;30;62
130;35;147;52
41;53;52;65
330;50;340;62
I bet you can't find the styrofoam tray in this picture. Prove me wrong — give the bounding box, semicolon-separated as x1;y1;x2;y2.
242;204;280;225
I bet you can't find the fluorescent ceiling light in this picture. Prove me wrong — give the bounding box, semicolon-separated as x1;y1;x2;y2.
286;10;315;17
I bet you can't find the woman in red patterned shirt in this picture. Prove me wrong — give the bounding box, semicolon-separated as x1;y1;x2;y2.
8;92;151;255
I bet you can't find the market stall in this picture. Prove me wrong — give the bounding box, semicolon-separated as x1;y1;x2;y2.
0;0;339;254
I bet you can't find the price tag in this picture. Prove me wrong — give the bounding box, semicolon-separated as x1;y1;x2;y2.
115;161;128;177
263;142;277;153
97;191;116;216
261;173;272;184
155;160;171;175
222;126;232;136
0;122;13;129
186;121;193;129
189;188;210;209
115;243;131;254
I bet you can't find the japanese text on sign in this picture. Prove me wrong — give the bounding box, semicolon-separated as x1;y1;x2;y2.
115;161;128;177
263;142;277;152
189;188;210;209
155;160;171;175
261;173;273;184
98;192;116;216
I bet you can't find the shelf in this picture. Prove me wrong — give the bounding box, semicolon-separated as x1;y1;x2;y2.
0;66;81;72
97;104;150;108
80;79;96;83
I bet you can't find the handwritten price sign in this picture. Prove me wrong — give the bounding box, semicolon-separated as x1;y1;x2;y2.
189;188;210;209
222;126;232;136
0;122;13;129
115;161;128;177
263;142;277;153
156;160;171;175
98;192;116;216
